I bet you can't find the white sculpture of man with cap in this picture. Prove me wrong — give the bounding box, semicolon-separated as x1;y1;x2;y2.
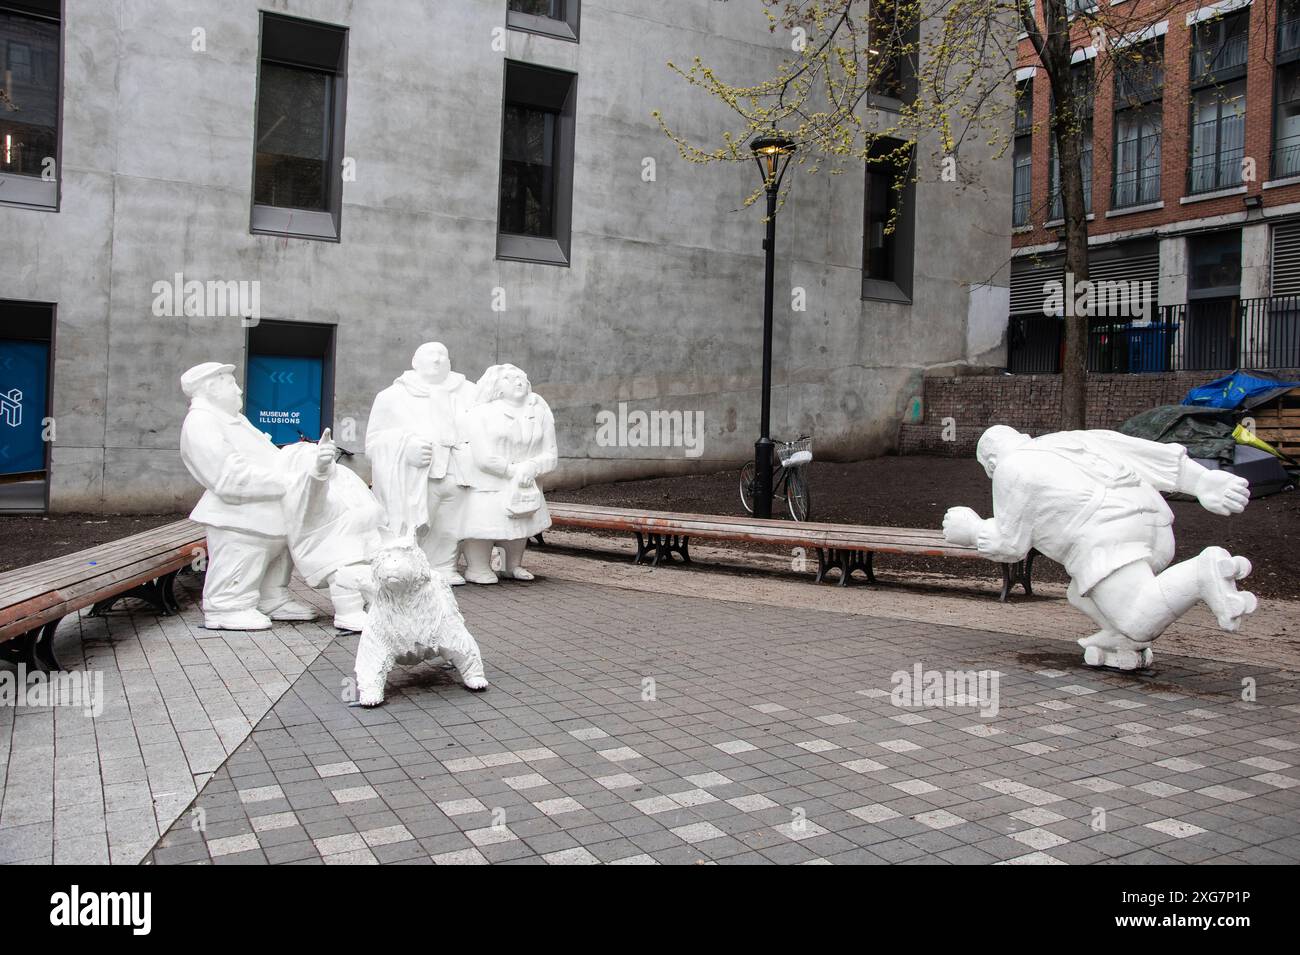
365;343;476;585
179;362;324;630
943;425;1257;670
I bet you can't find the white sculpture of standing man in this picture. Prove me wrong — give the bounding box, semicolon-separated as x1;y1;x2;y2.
365;343;476;585
943;425;1257;670
460;364;557;584
179;362;322;631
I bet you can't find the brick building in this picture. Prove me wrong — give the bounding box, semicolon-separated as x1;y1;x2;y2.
1009;0;1300;375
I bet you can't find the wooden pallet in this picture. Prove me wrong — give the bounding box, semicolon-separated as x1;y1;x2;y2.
1250;387;1300;457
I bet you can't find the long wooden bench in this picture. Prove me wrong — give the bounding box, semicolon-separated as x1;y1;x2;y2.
0;518;206;670
543;502;1036;600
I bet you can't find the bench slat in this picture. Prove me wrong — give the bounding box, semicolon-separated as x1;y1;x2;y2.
0;521;204;603
0;540;201;641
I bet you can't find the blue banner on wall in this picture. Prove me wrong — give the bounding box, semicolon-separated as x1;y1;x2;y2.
245;354;323;445
0;340;50;475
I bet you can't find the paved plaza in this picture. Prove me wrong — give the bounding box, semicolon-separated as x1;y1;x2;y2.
3;557;1299;865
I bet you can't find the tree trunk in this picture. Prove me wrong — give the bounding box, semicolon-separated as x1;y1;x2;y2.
1042;0;1089;431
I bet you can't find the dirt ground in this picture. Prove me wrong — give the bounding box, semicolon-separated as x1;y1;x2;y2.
3;455;1296;599
548;456;1300;601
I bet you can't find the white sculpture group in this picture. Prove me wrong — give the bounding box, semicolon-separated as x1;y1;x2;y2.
178;345;559;705
944;425;1257;671
181;349;1258;690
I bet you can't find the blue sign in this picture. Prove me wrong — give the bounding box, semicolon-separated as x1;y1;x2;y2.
0;340;50;475
245;354;323;445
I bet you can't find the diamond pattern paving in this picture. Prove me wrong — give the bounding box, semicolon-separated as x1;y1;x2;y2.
126;576;1300;865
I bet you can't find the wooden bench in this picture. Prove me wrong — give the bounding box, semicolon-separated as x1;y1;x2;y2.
0;518;206;670
543;502;1036;600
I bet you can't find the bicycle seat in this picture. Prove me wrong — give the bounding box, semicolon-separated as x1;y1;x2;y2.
784;450;812;466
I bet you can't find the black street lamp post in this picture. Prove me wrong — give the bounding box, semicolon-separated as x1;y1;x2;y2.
749;132;796;520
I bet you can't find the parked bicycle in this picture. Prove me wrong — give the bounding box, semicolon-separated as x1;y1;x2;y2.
739;435;812;521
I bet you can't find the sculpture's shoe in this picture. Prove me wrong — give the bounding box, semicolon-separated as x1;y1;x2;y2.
463;673;489;691
446;572;466;586
1079;631;1154;671
333;611;368;633
1082;645;1151;671
465;570;499;585
204;609;273;631
505;567;535;581
262;599;319;622
1197;548;1257;631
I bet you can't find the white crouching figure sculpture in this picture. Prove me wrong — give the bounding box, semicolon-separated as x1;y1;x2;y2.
354;541;488;706
180;362;322;631
278;430;384;634
460;364;557;584
943;425;1257;671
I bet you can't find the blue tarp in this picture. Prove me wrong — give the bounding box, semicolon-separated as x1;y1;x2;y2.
1182;369;1300;410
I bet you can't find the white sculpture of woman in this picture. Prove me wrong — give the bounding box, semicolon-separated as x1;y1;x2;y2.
459;364;557;584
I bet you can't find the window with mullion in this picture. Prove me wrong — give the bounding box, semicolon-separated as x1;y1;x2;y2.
1189;80;1245;194
1113;106;1161;208
1275;62;1300;179
0;1;61;210
1191;11;1248;86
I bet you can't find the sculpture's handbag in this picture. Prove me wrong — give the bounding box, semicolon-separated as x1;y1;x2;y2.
506;481;542;517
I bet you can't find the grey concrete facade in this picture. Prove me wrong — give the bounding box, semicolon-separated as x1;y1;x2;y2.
0;0;1010;512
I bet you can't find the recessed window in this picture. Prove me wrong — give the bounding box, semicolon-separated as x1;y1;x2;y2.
251;13;348;241
1012;80;1032;227
497;61;577;266
1049;61;1093;219
506;0;580;42
0;0;61;211
1112;39;1163;208
245;320;335;446
862;138;915;302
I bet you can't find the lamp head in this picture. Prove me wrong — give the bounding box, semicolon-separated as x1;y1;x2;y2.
750;131;796;184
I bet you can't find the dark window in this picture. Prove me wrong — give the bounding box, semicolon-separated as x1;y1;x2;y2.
1274;62;1300;178
0;0;60;210
507;0;580;42
1189;80;1245;193
1191;11;1248;84
1012;80;1032;227
1049;63;1093;219
251;13;348;241
1281;0;1300;61
1188;230;1242;294
1112;40;1163;208
862;139;915;301
500;104;558;238
497;61;576;266
867;0;911;100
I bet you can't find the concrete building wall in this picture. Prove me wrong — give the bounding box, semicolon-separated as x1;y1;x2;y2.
0;0;1010;512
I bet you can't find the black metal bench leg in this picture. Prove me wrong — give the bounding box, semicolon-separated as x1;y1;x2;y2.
0;631;34;666
160;570;182;614
999;551;1037;602
32;619;62;672
532;532;546;547
677;536;690;563
634;531;648;564
815;548;828;583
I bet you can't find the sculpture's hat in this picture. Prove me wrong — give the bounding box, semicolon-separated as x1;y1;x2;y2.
180;362;235;397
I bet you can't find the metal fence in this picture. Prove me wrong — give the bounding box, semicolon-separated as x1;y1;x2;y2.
1007;296;1300;373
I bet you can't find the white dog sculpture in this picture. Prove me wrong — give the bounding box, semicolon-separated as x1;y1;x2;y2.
354;543;489;706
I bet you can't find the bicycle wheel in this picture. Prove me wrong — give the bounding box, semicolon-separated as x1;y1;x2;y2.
739;461;756;514
786;466;811;521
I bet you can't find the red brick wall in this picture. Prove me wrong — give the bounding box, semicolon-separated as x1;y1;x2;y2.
898;367;1300;455
1014;0;1300;249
